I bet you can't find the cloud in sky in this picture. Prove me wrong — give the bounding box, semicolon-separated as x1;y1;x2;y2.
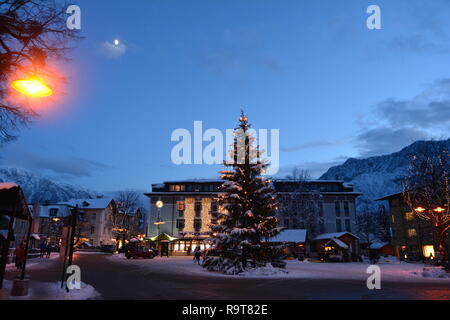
100;40;127;59
0;144;108;179
354;78;450;156
287;78;450;173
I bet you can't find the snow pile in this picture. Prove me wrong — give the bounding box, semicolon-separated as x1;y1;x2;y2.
421;267;450;279
239;264;288;277
378;256;401;264
2;281;100;300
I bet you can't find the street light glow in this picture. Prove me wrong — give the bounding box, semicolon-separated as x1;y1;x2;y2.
11;78;53;97
415;207;426;213
434;207;446;213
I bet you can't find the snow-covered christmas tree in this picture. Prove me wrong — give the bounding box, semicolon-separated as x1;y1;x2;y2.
203;112;281;274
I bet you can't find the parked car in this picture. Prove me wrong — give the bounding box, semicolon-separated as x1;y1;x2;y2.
101;245;115;253
125;247;156;259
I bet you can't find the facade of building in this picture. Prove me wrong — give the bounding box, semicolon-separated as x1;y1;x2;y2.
378;192;446;260
29;203;71;247
59;198;117;247
146;179;361;255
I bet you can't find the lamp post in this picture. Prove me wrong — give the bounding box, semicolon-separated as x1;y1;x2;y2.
154;200;165;236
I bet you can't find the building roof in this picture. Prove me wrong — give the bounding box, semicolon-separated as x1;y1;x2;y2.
268;229;307;243
313;232;360;241
0;183;30;220
369;242;391;250
376;192;403;201
59;198;114;209
326;238;349;249
37;204;71;218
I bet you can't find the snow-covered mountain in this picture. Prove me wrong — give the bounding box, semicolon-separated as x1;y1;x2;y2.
0;167;98;203
320;139;450;211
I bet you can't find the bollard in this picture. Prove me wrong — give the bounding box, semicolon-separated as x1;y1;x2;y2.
11;276;29;297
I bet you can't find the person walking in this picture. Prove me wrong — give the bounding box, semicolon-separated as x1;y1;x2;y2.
14;243;25;270
39;241;47;258
193;246;201;265
45;243;53;258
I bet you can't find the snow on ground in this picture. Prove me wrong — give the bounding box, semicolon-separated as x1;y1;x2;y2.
74;251;112;255
1;280;100;300
5;253;59;271
108;254;450;282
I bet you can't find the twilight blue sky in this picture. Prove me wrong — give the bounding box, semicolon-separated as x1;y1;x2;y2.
2;0;450;192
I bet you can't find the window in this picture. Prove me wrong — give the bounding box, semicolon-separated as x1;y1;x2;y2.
335;201;341;217
195;199;202;217
318;202;324;217
49;208;58;217
407;229;417;237
90;226;95;234
336;220;342;232
344;201;350;217
194;219;202;231
405;212;414;221
177;201;185;211
170;185;185;192
211;200;218;213
423;245;435;259
91;213;96;221
345;220;351;232
176;219;185;230
177;201;185;217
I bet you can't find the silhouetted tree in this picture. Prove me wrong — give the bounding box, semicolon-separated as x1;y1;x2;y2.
0;0;78;144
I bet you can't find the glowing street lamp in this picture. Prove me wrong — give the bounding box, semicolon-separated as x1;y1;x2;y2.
414;207;426;213
11;77;53;97
154;199;165;235
434;207;446;213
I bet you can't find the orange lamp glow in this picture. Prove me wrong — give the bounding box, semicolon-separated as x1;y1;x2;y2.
415;207;426;213
11;78;53;97
434;207;446;213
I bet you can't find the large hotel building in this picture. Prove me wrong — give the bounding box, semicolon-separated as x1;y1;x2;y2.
145;179;361;255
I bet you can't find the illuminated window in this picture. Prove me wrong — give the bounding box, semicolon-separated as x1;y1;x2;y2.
405;212;414;221
407;229;417;237
170;185;185;192
423;245;435;259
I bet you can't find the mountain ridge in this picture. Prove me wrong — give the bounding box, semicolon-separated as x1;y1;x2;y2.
320;138;450;211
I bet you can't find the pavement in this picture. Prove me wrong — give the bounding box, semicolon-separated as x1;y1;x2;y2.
2;253;450;300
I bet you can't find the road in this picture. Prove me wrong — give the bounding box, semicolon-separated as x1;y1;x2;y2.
5;253;450;300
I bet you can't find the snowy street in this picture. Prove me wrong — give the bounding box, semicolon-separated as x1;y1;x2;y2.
3;253;450;300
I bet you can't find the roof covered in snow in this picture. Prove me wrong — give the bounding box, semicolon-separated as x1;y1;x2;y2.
369;242;391;250
313;232;360;241
37;204;71;218
326;238;349;249
59;198;114;209
269;229;307;243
